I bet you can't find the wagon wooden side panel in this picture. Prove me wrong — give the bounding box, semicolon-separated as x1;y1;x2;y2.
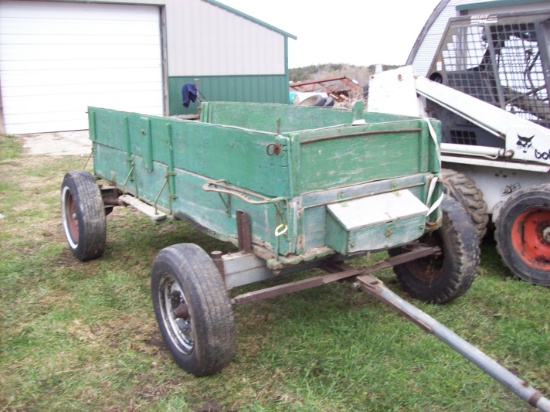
89;107;293;255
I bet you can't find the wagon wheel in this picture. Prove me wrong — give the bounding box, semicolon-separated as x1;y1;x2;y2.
61;170;106;261
495;184;550;286
151;243;236;376
440;168;489;242
389;197;479;303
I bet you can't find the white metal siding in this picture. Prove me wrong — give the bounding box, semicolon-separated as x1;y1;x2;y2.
411;0;475;77
166;0;286;76
0;1;163;134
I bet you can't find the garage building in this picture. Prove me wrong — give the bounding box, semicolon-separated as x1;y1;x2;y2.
0;0;296;134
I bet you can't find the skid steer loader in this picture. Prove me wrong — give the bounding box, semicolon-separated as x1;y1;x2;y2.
368;10;550;286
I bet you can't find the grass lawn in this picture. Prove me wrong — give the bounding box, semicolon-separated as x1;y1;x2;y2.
1;134;548;411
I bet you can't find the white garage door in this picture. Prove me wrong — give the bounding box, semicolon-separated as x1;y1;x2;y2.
0;1;164;134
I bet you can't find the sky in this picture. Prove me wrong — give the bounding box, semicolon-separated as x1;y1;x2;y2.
219;0;442;68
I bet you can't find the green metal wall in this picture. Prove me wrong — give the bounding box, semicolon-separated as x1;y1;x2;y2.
168;75;290;115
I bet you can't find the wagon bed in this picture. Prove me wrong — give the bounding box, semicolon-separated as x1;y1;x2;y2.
88;101;442;276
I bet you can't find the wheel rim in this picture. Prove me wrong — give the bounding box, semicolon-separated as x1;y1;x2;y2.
61;186;79;248
511;207;550;271
159;274;194;354
403;234;444;283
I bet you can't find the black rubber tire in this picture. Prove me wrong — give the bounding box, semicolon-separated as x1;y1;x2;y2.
323;97;335;107
61;170;106;261
495;184;550;286
389;197;479;303
313;96;327;106
151;243;236;376
440;168;489;242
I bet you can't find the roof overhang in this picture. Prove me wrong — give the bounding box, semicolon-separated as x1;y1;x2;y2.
204;0;297;40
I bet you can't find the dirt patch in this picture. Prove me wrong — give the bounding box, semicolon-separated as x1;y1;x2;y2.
21;130;91;156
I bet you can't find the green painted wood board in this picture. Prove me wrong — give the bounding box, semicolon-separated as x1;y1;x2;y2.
296;123;425;193
300;178;427;251
325;189;429;254
326;212;428;255
200;101;415;133
90;107;292;199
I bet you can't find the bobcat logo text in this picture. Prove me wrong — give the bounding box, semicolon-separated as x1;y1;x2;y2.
535;148;550;160
516;134;535;153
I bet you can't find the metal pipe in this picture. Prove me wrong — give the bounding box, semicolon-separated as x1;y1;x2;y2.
356;274;550;412
441;142;513;159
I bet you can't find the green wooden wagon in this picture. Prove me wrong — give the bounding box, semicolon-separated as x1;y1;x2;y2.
61;101;479;376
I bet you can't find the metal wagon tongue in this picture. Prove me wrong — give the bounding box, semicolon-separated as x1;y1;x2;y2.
356;275;550;412
232;260;550;412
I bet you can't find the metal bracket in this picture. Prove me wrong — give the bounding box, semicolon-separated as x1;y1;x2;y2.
203;180;289;236
236;211;253;253
153;176;169;216
122;160;136;195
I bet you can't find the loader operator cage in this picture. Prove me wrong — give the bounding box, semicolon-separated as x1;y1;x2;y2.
428;12;550;131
